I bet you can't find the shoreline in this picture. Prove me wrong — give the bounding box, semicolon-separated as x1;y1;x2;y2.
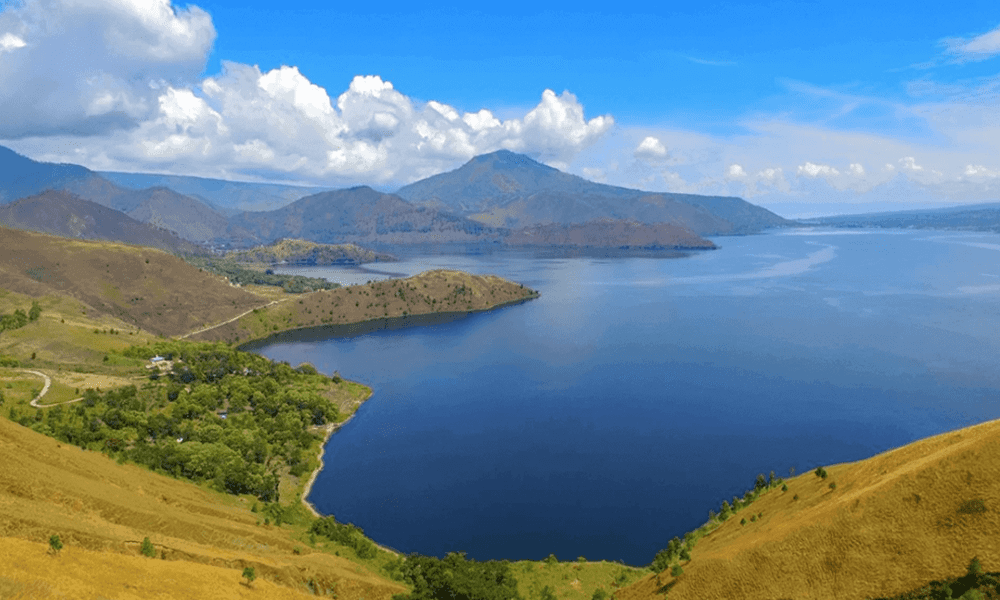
299;388;370;519
299;387;403;556
237;294;539;350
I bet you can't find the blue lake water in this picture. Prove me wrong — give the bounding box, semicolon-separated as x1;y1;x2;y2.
253;229;1000;565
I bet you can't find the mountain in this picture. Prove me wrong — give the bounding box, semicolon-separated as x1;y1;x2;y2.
226;186;496;247
112;186;229;243
0;191;205;255
0;146;232;244
99;170;331;213
811;202;1000;232
0;145;105;204
396;150;790;234
506;219;716;249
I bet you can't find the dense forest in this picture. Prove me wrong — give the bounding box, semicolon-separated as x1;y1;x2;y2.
7;341;351;501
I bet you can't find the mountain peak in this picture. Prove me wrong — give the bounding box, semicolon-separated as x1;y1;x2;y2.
468;149;555;171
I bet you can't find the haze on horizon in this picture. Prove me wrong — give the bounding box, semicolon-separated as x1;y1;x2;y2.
1;0;999;218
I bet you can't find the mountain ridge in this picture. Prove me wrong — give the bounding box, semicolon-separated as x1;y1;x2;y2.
396;150;791;234
0;191;205;255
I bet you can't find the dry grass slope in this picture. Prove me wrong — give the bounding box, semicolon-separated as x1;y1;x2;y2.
190;269;539;344
619;418;1000;600
0;227;265;336
0;416;406;600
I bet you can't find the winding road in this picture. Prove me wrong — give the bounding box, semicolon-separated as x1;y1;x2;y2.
24;370;82;408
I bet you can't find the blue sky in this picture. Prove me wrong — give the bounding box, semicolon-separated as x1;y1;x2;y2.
2;0;1000;216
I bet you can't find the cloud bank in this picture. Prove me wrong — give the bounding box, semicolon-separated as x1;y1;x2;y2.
0;0;613;185
1;0;999;213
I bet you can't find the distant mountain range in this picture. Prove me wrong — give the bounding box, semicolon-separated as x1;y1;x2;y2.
809;203;1000;232
0;191;203;255
0;145;795;252
97;170;329;214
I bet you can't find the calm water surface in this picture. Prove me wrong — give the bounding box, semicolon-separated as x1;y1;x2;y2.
254;229;1000;564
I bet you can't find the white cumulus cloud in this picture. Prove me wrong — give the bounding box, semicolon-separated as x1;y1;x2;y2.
0;0;615;184
965;164;1000;178
727;164;747;178
849;163;865;175
797;162;841;178
0;32;26;51
0;0;215;138
634;136;668;161
899;156;924;171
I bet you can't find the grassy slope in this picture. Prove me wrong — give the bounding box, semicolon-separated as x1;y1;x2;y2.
512;559;648;600
0;227;265;337
189;269;539;344
619;418;1000;600
0;416;406;600
224;239;396;265
0;287;158;365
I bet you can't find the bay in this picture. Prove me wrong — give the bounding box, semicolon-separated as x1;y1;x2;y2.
251;229;1000;565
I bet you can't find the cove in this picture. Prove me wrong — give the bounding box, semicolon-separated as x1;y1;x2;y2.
255;230;1000;565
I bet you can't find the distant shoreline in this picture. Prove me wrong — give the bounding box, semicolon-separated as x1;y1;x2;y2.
236;294;538;350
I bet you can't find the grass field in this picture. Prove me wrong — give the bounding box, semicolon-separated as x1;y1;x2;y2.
0;415;408;600
619;417;1000;600
513;558;648;600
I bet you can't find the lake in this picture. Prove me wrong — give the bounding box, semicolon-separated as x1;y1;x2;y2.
251;229;1000;565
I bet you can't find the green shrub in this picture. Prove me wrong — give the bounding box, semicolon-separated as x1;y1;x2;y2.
670;564;683;577
48;534;63;555
140;536;156;558
968;556;984;577
242;566;256;586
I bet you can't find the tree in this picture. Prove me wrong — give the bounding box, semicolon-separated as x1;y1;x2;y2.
968;556;984;577
49;534;63;555
28;301;41;322
141;536;156;558
242;566;256;587
670;564;683;577
540;585;557;600
679;548;691;562
591;589;608;600
651;549;672;573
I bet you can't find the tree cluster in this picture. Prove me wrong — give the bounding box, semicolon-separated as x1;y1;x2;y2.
309;516;378;559
0;301;41;333
187;257;338;293
387;552;521;600
11;341;343;501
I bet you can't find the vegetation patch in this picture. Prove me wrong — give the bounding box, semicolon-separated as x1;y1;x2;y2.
6;340;363;502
